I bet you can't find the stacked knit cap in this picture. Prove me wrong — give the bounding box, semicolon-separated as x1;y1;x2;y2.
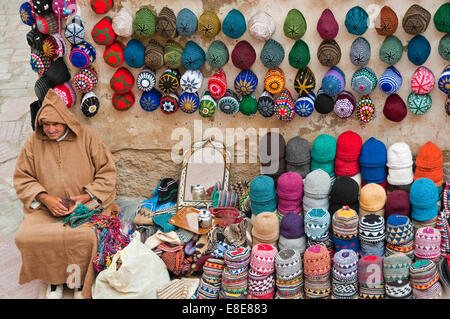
248;244;278;299
274;249;304;299
383;253;412;299
249;175;277;217
359;183;387;217
331;249;359;299
248;11;276;41
385;215;415;260
436;206;450;257
385;190;411;220
302;169;331;213
359;214;386;257
359;137;387;187
410;259;442;299
414;142;444;189
251;212;279;247
386;142;414;193
257;91;275;117
310;134;336;178
197;258;226;299
304;209;333;255
328;176;360;214
278;213;306;257
331;206;359;255
358;255;385;299
334;91;356;119
334;131;362;177
317;9;339;40
276;172;304;216
303;245;331;299
259;131;286;181
285;136;310;178
414;227;441;262
410;178;439;231
220;247;250;299
375;6;398;36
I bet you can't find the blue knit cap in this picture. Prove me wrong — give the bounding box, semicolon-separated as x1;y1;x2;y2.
333;236;360;255
379;66;402;94
182;40;205;69
295;92;316;117
359;137;387;167
179;92;199;114
304;208;331;240
234;69;258;96
410;178;439;222
249;175;276;202
386;215;414;245
19;2;35;26
222;9;246;39
69;41;96;68
140;88;162;112
407;35;431;66
250;199;278;215
322;66;345;96
360;240;384;257
438;66;450;95
176;8;198;36
124;39;145;68
345;6;369;35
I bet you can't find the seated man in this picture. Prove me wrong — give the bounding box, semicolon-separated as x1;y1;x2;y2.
13;89;117;299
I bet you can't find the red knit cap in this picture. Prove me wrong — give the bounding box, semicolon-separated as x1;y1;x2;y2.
112;91;135;111
335;157;360;176
415;141;443;169
385;190;411;219
91;16;116;46
104;41;125;68
90;0;113;14
208;69;227;99
110;67;134;94
383;93;407;122
317;9;339;40
336;130;363;161
231;40;256;70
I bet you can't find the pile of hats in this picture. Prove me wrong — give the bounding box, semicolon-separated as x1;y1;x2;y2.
302;169;331;213
331;206;359;255
331;249;359;299
385;190;411;220
385;215;415;260
359;214;385;257
249;175;277;216
259;131;286;182
303;245;331;299
358;255;385;299
274;249;304;299
383;253;413;299
278;213;307;257
219;247;250;299
334;131;363;179
410;259;442;299
310;134;337;179
410;178;439;231
414;142;445;193
248;244;278;299
304;208;333;256
285;136;311;178
276;172;304;216
328;176;360;214
359;183;387;217
386;142;414;193
251;212;279;248
359;137;388;188
197;258;226;299
414;227;441;263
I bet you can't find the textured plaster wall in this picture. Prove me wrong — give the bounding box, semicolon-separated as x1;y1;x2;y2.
71;0;449;198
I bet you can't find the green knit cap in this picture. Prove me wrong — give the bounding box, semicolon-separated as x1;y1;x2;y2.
206;40;229;69
239;94;257;116
284;9;307;40
311;134;337;163
164;40;183;69
379;35;403;65
260;39;285;69
434;3;450;33
439;34;450;61
288;40;310;69
133;8;157;37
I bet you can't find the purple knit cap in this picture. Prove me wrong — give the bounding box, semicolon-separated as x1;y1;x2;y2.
276;171;304;200
280;212;305;239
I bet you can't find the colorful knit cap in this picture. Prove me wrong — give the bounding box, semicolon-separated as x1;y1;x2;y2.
414;227;441;260
69;41;96;68
103;41;125;68
351;67;377;95
234;69;258;96
385;190;411;219
34;77;51;102
81;92;100;118
386;215;414;246
156;7;177;38
205;40;229;69
379;35;403;65
257;91;275;117
176;8;197;37
329;177;359;211
410;259;439;290
264;68;285;95
336;130;362;161
317;9;339;40
358;255;385;299
375;6;398;36
407;35;431;66
124;39;145;68
250;175;276;202
72;66;98;93
322;66;345;96
90;0;113;14
36;13;59;35
239;94;257;116
350;37;370;67
303;169;331;200
140;88;162;112
163;40;183;69
283;9;307;40
182;41;205;70
53;82;76;109
222;9;246;39
439;35;450;61
303;245;331;276
379;66;402;94
438;66;450;95
345;6;369;35
332;206;358;239
332;249;358;281
19;2;35;26
208;69;227;99
294;66;316;95
275;249;302;280
42;34;67;60
285;135;310;167
317;40;341;67
198;91;216;118
304;208;331;240
248;10;275;41
136;69;156;92
145;39;164;70
247;268;276;297
295;92;315;118
383;253;411;282
356;95;376;123
250;244;278;275
133;8;156;37
219;89;239;114
359;214;385;244
288;40;310;69
277;171;303;201
160;93;179;114
220;268;248;298
158;69;179;94
30;50;50;76
180;69;202;94
178;92;199;114
333;91;356;119
412;281;442;299
415;141;444;170
274;89;295;121
92;17;116;46
198;10;221;38
411;66;435;95
110;67;134;94
224;247;251;269
407;92;431;115
402;4;431;35
387;142;413;170
332;236;360;255
434;3;450;33
112;91;135;111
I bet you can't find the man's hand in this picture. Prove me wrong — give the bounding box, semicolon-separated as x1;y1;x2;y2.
67;194;91;213
37;193;69;217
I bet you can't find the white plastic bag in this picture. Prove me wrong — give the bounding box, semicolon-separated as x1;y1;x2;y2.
92;233;170;299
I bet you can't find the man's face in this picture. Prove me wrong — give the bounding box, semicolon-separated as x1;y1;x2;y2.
42;122;67;140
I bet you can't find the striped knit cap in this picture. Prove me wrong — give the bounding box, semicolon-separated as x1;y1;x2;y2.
412;281;442;299
332;206;358;239
332;249;358;282
220;267;248;297
247;268;276;297
331;276;358;299
304;208;331;240
275;275;304;299
303;245;331;276
385;279;412;299
385;238;415;261
436;210;450;255
202;258;226;284
358;255;385;299
359;214;385;244
414;227;441;260
275;249;302;280
383;253;412;282
410;259;439;290
250;244;278;275
224;247;251;269
197;277;221;299
386;215;414;246
304;272;331;299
